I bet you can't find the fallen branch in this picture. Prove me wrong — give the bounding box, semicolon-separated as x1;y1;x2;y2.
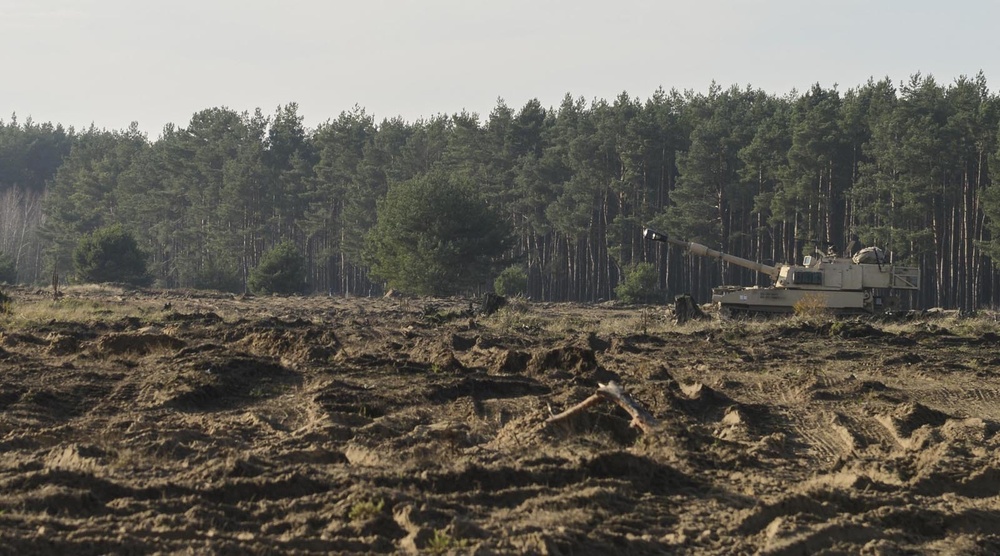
546;381;660;434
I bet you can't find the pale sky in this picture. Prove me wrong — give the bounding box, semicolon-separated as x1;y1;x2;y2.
2;0;997;136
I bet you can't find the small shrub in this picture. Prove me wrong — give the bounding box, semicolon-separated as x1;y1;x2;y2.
348;498;385;522
615;262;660;304
494;265;528;297
793;293;829;318
73;224;152;286
425;529;469;554
248;242;306;295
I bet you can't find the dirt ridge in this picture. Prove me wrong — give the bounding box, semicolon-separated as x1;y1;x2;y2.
2;288;1000;553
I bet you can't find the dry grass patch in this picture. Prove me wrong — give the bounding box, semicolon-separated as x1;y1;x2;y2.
0;296;154;327
793;293;830;319
483;303;545;334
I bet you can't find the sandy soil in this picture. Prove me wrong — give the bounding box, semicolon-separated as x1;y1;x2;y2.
2;286;1000;555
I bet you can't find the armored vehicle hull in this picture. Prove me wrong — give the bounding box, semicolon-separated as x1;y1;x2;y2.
713;286;885;316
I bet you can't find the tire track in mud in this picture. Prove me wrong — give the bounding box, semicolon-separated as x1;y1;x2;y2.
780;410;857;463
728;396;1000;554
732;371;893;464
659;327;1000;554
910;385;1000;420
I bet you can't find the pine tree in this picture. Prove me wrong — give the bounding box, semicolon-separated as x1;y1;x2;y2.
366;172;511;296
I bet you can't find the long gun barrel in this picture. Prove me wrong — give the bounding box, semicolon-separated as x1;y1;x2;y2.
643;228;780;280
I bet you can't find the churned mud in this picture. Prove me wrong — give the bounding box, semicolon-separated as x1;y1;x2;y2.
2;286;1000;554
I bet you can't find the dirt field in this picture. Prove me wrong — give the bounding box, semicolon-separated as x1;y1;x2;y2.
2;286;1000;555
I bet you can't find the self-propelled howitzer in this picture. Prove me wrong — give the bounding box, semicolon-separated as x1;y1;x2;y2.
643;228;920;315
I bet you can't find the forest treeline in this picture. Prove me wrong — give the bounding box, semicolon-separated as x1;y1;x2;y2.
4;73;1000;310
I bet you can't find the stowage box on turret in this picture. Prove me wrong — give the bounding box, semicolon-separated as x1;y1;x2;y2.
643;228;919;316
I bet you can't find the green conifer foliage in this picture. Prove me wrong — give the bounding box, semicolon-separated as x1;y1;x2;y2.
248;242;307;295
366;173;511;296
73;224;152;286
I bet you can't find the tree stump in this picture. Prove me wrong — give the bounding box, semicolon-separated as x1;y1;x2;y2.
674;294;706;324
479;293;507;316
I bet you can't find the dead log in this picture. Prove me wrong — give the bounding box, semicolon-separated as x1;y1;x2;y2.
546;381;660;434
